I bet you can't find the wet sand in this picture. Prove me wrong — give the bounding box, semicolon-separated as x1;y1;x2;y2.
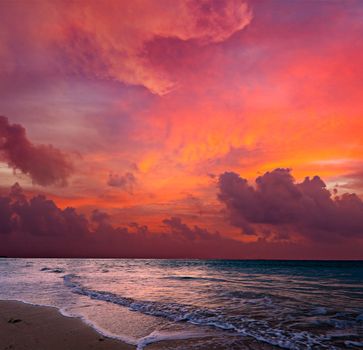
0;300;134;350
0;300;278;350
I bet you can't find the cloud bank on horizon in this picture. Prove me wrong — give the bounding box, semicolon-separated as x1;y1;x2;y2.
1;180;363;259
0;0;363;258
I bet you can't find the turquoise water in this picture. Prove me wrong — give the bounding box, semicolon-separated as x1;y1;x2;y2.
0;259;362;349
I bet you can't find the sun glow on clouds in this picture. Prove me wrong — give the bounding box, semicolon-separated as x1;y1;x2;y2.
1;0;363;257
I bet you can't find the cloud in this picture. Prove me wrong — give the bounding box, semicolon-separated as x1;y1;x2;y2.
0;0;252;95
0;196;13;234
0;183;227;257
0;116;73;186
107;172;136;193
218;168;363;239
91;209;110;225
162;216;220;241
1;182;362;259
334;169;363;192
5;183;88;237
67;0;252;94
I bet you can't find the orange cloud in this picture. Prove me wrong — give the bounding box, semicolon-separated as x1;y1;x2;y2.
52;0;252;95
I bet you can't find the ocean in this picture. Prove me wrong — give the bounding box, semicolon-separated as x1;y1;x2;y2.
0;259;362;349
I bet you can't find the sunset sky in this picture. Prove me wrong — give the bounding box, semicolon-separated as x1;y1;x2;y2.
1;0;363;259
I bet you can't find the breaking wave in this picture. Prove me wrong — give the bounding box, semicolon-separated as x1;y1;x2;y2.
63;274;335;349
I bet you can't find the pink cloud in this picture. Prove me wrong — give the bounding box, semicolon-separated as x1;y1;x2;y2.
41;0;251;95
0;116;73;186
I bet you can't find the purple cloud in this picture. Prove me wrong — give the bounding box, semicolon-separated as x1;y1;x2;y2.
0;183;234;258
218;168;363;239
163;216;220;241
107;172;136;193
0;116;73;186
1;180;362;259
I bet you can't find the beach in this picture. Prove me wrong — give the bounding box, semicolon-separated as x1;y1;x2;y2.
0;300;280;350
0;300;134;350
0;301;278;350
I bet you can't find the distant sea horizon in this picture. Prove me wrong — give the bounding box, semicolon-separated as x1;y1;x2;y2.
1;256;363;261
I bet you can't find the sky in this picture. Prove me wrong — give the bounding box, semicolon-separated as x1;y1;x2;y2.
1;0;363;259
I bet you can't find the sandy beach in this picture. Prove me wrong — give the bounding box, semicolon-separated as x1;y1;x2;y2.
0;300;277;350
0;300;134;350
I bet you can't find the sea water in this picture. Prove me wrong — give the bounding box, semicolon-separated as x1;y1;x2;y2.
0;259;362;349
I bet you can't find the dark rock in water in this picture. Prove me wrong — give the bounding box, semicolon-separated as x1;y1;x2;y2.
8;318;22;324
40;267;64;273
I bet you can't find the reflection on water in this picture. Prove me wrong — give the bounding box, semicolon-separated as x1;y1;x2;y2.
0;259;362;349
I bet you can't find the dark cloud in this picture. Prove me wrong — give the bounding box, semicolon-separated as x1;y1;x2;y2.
0;183;235;258
218;168;363;239
107;172;136;193
163;217;220;241
3;183;89;237
91;209;110;225
0;116;73;186
0;196;13;234
1;180;363;259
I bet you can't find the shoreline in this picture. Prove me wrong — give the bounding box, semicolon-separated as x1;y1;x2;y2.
0;300;135;350
0;299;279;350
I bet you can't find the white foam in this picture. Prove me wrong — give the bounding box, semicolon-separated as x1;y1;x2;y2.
62;274;337;350
136;330;211;350
345;340;363;347
62;309;139;346
310;307;328;315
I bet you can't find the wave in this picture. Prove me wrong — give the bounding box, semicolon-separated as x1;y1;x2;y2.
136;330;212;350
345;340;363;347
163;276;228;282
63;274;335;350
